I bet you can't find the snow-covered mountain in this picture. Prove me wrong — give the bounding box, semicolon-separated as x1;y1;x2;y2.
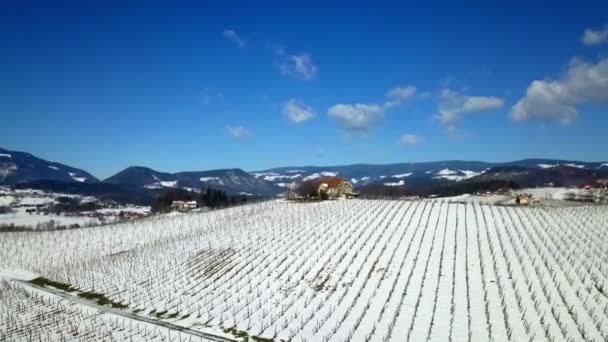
3;146;606;199
254;159;608;190
103;166;281;196
468;164;608;188
0;148;99;185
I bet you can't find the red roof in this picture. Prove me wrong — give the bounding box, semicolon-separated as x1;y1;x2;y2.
316;177;348;188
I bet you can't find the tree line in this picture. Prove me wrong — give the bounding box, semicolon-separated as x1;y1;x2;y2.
151;187;249;212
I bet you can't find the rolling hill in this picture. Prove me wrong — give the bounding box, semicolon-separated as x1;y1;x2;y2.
0;148;98;185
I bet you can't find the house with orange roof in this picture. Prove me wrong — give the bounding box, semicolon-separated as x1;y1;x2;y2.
316;177;356;199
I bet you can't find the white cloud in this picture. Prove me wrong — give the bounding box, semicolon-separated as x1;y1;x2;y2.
511;57;608;124
385;86;417;108
222;30;246;48
279;53;318;80
226;125;251;139
581;24;608;46
283;99;315;123
399;134;423;145
436;89;504;136
327;85;418;133
328;103;384;133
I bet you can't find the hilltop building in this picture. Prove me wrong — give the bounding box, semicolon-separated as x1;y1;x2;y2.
316;177;356;199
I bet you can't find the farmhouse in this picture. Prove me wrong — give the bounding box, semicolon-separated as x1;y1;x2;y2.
316;177;356;199
171;200;198;211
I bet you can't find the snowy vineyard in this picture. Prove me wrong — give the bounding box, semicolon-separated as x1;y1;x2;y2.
1;199;607;341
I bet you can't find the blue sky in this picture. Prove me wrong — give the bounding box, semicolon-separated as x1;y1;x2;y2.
1;1;607;179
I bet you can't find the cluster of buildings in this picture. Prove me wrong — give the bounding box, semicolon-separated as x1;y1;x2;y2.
170;200;198;211
289;177;358;200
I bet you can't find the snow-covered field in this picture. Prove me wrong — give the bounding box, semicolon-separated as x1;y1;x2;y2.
441;187;606;207
1;199;607;341
0;187;150;229
0;207;101;228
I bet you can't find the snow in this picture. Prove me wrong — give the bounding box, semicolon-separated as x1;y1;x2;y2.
434;169;481;181
460;170;482;178
0;208;100;228
538;163;556;169
144;183;163;189
148;175;178;187
436;168;457;176
304;171;338;181
0;153;11;158
1;200;607;341
96;207;150;215
252;172;275;178
0;164;17;181
383;180;405;186
564;163;585;169
302;173;321;181
351;178;358;184
252;171;304;181
263;174;300;181
200;176;220;182
361;176;370;181
0;274;205;341
0;269;37;281
146;180;178;188
68;172;86;182
0;196;14;206
434;174;464;181
601;163;608;168
392;172;413;178
437;193;511;205
17;196;54;206
238;192;253;196
48;165;60;170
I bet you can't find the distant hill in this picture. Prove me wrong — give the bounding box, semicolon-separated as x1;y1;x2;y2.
469;165;608;188
254;159;608;191
0;148;99;185
103;166;282;196
2;146;606;201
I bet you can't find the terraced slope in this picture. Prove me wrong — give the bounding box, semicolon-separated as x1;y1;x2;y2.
1;200;607;341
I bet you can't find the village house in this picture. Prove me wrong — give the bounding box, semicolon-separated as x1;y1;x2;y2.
171;200;198;211
316;177;356;199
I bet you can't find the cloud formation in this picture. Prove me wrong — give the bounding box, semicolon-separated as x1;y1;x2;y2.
436;89;504;136
226;125;251;139
511;57;608;124
399;134;423;145
581;24;608;46
328;103;385;132
283;99;315;123
327;85;417;133
279;53;318;80
385;86;417;108
222;30;246;48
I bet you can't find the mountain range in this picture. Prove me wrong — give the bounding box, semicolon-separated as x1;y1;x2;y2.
0;148;98;184
1;147;607;202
